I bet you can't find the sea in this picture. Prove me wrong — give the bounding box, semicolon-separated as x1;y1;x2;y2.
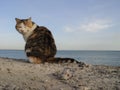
0;50;120;66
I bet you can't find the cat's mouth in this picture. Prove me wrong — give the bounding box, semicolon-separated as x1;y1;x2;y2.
19;30;25;35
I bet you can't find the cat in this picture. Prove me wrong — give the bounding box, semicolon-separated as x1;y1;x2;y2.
15;17;85;66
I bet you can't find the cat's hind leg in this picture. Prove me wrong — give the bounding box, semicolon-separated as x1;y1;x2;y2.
28;56;43;64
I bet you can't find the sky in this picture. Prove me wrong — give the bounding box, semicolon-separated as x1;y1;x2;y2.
0;0;120;50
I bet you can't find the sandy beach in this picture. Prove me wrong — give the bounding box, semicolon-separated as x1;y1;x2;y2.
0;57;119;90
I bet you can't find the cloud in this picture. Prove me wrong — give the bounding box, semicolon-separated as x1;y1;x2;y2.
79;20;112;32
64;27;75;32
64;19;112;33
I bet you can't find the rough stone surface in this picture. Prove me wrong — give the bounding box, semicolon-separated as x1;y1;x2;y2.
0;57;120;90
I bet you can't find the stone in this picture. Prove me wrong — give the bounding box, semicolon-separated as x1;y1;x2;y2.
61;68;74;80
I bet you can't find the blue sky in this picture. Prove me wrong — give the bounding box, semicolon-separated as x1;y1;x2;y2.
0;0;120;50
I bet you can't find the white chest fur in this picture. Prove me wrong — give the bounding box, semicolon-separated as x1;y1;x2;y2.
23;24;37;41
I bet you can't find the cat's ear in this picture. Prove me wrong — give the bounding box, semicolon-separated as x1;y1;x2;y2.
15;18;21;23
27;17;33;27
28;17;32;21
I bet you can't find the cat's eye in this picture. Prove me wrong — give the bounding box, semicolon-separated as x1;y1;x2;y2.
16;26;22;28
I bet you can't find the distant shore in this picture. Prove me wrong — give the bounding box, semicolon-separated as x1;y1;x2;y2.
0;57;120;90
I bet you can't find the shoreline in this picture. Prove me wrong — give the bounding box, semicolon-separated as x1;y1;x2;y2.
0;57;120;90
0;50;120;67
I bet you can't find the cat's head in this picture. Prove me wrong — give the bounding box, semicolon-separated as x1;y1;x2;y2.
15;17;36;35
15;17;37;41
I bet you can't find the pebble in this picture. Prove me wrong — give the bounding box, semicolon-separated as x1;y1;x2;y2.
60;68;74;80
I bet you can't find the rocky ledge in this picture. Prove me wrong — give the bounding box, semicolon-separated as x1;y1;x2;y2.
0;57;120;90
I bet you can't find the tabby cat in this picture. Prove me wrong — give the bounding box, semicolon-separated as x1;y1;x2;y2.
15;17;85;66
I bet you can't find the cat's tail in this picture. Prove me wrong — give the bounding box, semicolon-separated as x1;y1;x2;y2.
47;57;86;67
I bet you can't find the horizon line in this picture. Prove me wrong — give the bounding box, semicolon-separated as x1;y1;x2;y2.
0;49;120;51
